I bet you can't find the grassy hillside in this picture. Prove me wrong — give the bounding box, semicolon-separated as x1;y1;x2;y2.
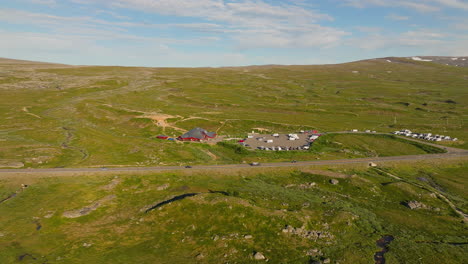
0;57;466;168
0;160;466;263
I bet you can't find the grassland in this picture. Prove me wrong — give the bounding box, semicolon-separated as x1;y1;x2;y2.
0;159;466;263
0;57;466;168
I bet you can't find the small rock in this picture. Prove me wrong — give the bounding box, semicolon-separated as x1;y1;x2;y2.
82;243;92;248
244;235;253;239
213;235;219;241
0;232;4;237
306;248;320;256
330;179;339;185
253;252;265;260
323;258;331;263
195;253;204;260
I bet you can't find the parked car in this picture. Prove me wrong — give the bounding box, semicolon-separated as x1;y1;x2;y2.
250;162;261;166
185;165;192;168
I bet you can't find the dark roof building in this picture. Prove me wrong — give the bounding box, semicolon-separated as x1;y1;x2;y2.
178;127;216;141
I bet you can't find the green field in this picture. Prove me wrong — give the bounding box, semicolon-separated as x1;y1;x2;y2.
0;160;466;263
0;58;467;263
0;57;466;168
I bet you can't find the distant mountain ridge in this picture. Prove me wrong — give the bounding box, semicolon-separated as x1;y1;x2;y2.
1;56;468;68
405;56;468;68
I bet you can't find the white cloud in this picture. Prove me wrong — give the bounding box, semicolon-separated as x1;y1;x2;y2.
348;28;468;56
1;0;348;51
431;0;468;10
342;0;439;12
29;0;57;6
343;0;468;11
385;14;410;20
103;0;343;50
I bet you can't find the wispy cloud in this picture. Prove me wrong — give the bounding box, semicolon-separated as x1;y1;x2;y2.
431;0;468;10
342;0;439;12
385;13;410;21
1;0;466;66
343;0;468;12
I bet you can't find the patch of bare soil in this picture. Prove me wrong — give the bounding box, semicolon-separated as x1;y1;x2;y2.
0;160;24;168
62;195;115;218
104;104;186;132
100;177;121;191
140;113;186;132
252;127;271;132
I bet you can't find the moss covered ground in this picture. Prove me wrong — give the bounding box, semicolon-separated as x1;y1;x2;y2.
0;160;466;263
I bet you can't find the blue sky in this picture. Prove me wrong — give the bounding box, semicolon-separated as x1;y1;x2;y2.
1;0;467;67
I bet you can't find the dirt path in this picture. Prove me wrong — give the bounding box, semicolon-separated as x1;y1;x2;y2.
202;149;218;160
329;132;464;154
22;106;41;119
375;168;468;222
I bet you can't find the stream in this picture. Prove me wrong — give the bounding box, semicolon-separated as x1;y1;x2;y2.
145;193;200;213
374;235;394;264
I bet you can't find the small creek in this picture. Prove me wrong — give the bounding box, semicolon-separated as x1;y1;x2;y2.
374;235;394;264
0;193;17;204
145;193;200;213
145;190;230;213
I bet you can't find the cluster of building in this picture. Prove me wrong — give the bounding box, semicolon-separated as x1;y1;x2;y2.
157;127;217;142
393;129;457;142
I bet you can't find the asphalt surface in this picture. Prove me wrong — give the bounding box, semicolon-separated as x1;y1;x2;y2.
0;133;466;175
1;150;466;175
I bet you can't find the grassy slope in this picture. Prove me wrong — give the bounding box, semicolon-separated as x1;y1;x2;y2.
0;160;466;263
0;57;466;168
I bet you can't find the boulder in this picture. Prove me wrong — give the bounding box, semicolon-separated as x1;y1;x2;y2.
406;200;427;210
253;252;266;260
330;179;339;185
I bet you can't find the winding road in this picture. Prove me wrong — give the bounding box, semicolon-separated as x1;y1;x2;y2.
0;140;466;176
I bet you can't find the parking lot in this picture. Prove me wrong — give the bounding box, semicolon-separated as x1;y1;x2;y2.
242;132;319;150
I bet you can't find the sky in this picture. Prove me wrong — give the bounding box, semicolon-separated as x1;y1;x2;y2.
1;0;467;67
